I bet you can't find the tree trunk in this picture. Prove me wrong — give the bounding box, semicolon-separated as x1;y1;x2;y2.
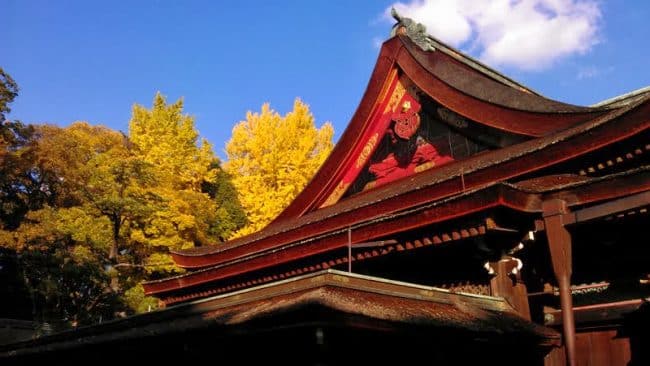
109;213;120;292
110;214;120;261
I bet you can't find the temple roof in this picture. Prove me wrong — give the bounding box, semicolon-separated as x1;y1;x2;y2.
390;9;650;110
268;33;642;224
143;14;650;302
591;86;650;108
2;270;559;359
144;166;649;301
167;91;649;263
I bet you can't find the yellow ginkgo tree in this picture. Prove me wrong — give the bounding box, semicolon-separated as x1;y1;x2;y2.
225;98;334;236
129;93;247;265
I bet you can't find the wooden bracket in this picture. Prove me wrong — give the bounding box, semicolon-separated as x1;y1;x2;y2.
489;256;531;320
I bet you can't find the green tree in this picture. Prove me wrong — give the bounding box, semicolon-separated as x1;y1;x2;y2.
4;207;121;326
225;98;334;236
1;122;162;325
0;67;19;123
36;122;158;267
0;88;246;326
0;70;57;322
0;69;48;230
0;121;47;230
201;162;248;241
0;72;161;325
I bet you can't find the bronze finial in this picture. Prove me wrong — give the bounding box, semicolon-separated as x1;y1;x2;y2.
390;7;435;52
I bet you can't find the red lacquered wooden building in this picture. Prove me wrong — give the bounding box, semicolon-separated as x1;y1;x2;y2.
143;13;649;365
3;12;648;366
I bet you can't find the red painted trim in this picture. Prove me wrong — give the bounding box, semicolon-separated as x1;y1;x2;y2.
172;97;649;269
145;187;503;295
274;36;609;222
144;169;650;296
404;37;594;113
143;36;650;298
274;37;605;222
273;38;404;221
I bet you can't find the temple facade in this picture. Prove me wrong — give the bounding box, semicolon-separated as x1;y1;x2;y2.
2;13;648;366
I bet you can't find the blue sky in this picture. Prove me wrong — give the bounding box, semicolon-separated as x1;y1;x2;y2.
3;1;649;159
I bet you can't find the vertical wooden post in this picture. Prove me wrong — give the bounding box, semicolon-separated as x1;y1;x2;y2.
490;257;531;320
542;199;576;366
347;226;352;273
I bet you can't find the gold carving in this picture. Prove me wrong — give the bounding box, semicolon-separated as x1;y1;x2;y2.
362;180;376;191
320;181;350;208
383;78;407;114
375;68;399;108
355;133;379;169
414;161;435;173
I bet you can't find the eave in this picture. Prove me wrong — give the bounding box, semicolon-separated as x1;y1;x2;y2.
144;30;650;302
273;35;629;222
144;167;650;300
3;270;560;360
169;93;650;267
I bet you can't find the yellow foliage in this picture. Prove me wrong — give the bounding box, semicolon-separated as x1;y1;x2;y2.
129;93;217;190
123;284;160;313
0;206;111;254
70;245;96;264
36;121;130;204
131;187;219;250
225;98;334;235
54;207;113;253
143;252;184;276
126;93;232;252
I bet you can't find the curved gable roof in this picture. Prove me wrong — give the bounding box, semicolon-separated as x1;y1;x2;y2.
272;33;617;223
143;18;650;300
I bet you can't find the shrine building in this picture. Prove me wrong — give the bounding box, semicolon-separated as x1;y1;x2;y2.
2;11;649;366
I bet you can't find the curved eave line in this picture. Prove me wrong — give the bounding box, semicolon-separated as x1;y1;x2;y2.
145;184;506;295
409;36;593;114
271;37;403;222
274;36;603;223
397;37;605;136
268;36;623;223
171;94;649;265
11;270;559;355
143;167;650;297
271;36;638;224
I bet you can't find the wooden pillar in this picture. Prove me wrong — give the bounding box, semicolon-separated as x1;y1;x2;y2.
489;257;531;320
542;199;576;366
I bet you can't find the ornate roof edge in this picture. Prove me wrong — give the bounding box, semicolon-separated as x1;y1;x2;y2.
161;94;649;262
390;8;436;52
390;8;543;96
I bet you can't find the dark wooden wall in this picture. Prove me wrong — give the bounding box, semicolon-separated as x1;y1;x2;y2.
545;329;631;366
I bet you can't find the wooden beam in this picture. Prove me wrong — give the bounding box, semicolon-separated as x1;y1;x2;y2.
544;298;648;327
563;190;650;225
